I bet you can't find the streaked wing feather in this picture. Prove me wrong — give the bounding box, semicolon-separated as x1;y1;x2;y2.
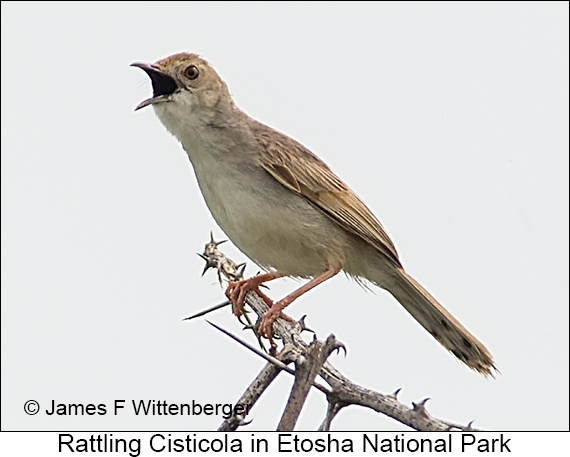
253;125;401;266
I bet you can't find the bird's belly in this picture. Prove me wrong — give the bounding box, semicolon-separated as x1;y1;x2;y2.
195;164;348;277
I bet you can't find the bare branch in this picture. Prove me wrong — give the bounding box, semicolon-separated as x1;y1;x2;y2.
277;335;342;431
192;237;484;431
217;360;286;431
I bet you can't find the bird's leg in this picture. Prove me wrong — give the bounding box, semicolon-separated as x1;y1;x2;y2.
259;266;341;340
225;272;283;322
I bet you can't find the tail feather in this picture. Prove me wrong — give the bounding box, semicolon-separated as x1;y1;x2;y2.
388;268;497;377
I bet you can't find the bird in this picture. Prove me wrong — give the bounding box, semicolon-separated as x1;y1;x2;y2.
132;52;497;376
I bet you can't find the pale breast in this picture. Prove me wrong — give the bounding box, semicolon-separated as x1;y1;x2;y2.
190;146;351;277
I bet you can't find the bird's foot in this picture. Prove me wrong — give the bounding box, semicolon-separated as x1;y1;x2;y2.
258;300;294;341
225;273;276;323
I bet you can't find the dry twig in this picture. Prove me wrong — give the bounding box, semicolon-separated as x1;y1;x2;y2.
187;236;482;432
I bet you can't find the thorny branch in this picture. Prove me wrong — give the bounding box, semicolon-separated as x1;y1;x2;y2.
187;234;483;432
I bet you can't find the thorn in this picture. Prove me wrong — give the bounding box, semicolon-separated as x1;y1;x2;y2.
252;270;270;289
414;397;430;407
236;263;247;280
183;300;231;321
467;420;475;430
236;417;253;426
204;319;296;375
390;388;402;399
203;320;331;395
412;398;431;418
298;315;315;334
197;252;216;276
320;334;347;357
244;316;269;354
207;231;227;247
334;342;347;357
211;231;226;246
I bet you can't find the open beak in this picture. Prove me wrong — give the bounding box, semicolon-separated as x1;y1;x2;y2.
131;62;179;110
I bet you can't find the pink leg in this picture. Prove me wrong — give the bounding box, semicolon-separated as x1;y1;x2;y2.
259;266;341;340
225;272;283;321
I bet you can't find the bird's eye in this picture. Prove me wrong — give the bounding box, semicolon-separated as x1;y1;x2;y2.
185;65;199;80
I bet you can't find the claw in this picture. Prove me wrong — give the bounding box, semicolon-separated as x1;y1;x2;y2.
226;273;279;330
258;306;294;340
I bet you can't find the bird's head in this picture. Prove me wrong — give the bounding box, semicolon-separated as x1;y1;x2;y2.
132;52;234;135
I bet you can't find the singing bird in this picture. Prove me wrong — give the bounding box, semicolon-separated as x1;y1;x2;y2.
132;52;496;376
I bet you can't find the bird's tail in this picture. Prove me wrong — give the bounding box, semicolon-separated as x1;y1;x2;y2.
388;268;497;377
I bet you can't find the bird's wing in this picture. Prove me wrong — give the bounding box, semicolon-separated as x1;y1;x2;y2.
253;125;401;267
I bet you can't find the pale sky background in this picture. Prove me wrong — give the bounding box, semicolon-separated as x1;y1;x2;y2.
2;2;568;432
